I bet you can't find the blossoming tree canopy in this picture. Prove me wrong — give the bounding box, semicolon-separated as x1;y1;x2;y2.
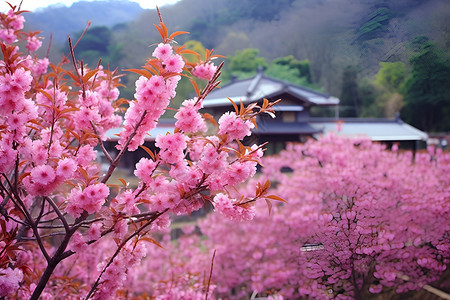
0;4;284;299
195;135;450;299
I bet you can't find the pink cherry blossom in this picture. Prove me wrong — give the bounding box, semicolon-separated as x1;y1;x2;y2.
192;62;217;81
30;165;56;185
152;43;172;61
25;35;42;52
218;111;255;140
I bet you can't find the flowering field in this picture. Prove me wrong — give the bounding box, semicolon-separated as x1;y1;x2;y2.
0;4;449;300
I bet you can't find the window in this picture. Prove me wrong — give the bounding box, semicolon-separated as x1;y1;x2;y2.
282;111;296;123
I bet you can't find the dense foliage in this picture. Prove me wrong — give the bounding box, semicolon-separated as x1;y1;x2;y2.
0;6;281;299
160;135;449;299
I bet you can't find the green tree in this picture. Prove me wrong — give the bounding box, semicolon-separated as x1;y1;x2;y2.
228;48;268;73
272;55;313;84
358;61;406;118
402;42;450;131
223;50;318;90
376;61;406;92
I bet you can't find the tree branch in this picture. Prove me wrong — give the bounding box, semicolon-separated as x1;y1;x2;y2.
85;208;168;299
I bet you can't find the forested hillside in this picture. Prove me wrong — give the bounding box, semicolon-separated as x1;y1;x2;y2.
26;0;450;131
25;1;143;44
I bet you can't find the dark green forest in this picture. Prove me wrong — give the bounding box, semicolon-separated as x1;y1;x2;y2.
27;0;450;132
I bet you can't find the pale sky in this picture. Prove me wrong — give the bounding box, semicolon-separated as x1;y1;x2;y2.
0;0;181;12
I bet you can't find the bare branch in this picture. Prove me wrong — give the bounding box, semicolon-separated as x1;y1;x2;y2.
44;197;70;233
205;249;216;300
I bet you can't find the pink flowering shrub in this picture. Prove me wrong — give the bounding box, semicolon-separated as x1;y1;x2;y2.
191;135;450;299
0;5;282;299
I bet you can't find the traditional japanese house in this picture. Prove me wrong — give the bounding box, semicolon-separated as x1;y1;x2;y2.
203;70;428;153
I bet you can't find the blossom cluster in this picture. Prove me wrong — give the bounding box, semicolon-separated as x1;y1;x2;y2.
0;7;278;299
192;62;217;81
117;43;184;151
191;135;450;299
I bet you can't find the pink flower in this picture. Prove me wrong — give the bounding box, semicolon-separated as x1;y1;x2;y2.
213;193;256;221
198;144;228;174
30;165;56;185
218;112;254;141
66;184;109;217
0;267;23;297
114;190;139;215
166;75;181;98
134;158;158;184
76;145;97;166
31;58;49;77
174;99;206;133
369;284;383;294
224;161;256;186
7;10;25;30
156;133;188;164
0;141;17;173
56;158;77;179
26;36;42;52
73;106;101;129
147;75;166;94
164;54;185;73
11;68;33;91
69;232;87;252
156;132;187;150
30;140;48;165
192;62;217;81
152;43;172;61
114;219;129;239
88;222;103;241
0;28;16;44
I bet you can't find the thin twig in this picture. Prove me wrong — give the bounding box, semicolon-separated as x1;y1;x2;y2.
45;33;52;58
101;111;148;184
35;197;47;224
21;231;67;240
44;197;70;233
156;6;163;23
85;208;169;299
67;35;86;100
1;175;51;262
90;121;113;163
72;21;91;50
205;249;216;300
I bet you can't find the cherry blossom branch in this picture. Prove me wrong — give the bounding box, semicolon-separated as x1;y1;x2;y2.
1;174;51;262
30;222;81;300
44;196;69;233
194;61;223;106
205;249;216;300
4;214;28;227
68;35;85;99
101;111;148;184
90;121;113;164
34;196;47;225
21;231;67;240
85;208;169;299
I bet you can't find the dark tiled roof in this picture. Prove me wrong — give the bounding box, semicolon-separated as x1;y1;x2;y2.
204;72;339;108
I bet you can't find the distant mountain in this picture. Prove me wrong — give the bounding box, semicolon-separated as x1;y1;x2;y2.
23;0;449;114
25;0;143;44
125;0;448;95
